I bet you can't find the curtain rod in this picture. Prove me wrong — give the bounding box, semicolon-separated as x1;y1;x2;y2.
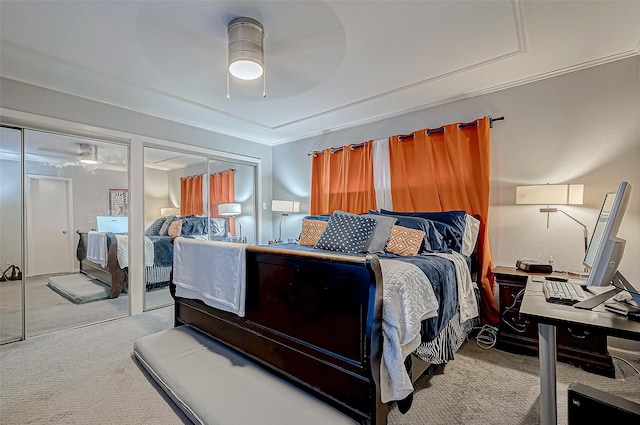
308;116;504;156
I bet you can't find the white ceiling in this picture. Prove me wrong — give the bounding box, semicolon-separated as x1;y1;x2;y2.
1;1;639;146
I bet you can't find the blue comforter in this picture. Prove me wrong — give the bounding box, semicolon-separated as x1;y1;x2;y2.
148;236;174;267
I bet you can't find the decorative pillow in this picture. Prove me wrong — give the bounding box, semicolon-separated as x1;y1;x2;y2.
303;214;331;222
363;214;397;253
370;211;449;253
168;219;182;238
379;209;468;253
299;219;328;246
210;218;226;237
158;215;177;236
314;213;376;253
385;225;425;256
462;214;480;256
332;210;397;254
145;217;166;236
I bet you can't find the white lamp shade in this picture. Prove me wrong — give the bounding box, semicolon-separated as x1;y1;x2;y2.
516;184;584;205
271;200;300;213
228;17;264;81
160;207;180;216
218;203;241;216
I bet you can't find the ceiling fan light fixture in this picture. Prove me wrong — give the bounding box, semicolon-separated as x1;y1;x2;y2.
227;17;264;81
79;143;98;165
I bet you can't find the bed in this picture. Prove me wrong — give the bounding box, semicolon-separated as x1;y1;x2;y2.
76;216;227;298
169;210;482;424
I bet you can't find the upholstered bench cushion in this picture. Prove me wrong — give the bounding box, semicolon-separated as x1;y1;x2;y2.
133;326;358;425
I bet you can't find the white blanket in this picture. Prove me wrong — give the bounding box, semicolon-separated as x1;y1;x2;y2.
379;259;439;403
173;238;247;317
115;235;154;268
87;231;107;267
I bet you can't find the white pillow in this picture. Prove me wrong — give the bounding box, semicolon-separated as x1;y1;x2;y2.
461;214;480;257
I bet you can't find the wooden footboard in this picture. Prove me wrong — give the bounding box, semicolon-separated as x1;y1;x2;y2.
171;246;388;425
77;231;127;298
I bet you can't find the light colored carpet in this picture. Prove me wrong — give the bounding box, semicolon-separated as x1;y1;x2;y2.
0;274;173;342
1;306;638;425
47;274;110;304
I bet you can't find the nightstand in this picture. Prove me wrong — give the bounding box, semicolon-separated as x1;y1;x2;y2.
494;266;615;377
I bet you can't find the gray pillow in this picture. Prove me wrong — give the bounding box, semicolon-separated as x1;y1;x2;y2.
363;214;397;253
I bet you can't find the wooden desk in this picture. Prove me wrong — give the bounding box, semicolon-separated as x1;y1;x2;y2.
520;277;640;425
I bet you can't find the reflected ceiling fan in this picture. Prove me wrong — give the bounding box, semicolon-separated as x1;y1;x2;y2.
35;143;99;164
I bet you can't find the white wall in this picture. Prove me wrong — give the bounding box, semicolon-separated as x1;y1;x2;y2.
143;167;170;227
272;57;640;287
0;77;274;242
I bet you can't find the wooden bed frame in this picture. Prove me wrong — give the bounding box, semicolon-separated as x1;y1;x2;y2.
171;245;442;425
77;231;127;298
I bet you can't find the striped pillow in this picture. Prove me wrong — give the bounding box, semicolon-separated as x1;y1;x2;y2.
385;225;425;256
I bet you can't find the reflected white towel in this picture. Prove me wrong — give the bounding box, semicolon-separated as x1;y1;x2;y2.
173;238;247;317
87;231;108;267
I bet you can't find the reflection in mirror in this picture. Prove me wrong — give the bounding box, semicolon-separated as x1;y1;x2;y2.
142;149;258;311
144;147;207;311
209;160;256;245
22;129;129;337
0;126;24;343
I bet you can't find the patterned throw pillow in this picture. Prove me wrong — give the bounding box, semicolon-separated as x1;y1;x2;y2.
145;217;166;236
314;213;376;253
385;225;425;256
168;219;182;238
299;219;328;246
158;215;176;236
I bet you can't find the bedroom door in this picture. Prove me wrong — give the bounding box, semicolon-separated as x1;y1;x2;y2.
26;176;74;276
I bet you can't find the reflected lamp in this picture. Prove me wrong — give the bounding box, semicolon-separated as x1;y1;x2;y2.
218;202;242;240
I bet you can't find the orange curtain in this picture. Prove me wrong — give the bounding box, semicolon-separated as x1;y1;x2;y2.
209;169;235;235
180;174;203;216
310;141;376;215
389;116;498;324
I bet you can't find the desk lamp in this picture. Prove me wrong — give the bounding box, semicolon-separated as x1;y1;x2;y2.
516;184;587;269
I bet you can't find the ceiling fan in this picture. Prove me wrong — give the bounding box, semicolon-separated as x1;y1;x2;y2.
35;143;98;163
134;2;346;100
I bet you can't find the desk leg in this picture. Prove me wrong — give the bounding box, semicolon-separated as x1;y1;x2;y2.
538;323;557;425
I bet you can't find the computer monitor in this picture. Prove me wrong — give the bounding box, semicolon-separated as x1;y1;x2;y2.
574;181;634;310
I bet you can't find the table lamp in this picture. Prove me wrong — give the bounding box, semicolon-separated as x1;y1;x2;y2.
218;203;242;240
271;200;300;243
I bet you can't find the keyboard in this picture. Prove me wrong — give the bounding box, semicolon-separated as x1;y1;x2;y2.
542;280;589;305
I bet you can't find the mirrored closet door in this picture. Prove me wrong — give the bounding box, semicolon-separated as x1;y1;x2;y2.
22;129;130;337
143;147;207;310
0;126;24;344
143;148;258;311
